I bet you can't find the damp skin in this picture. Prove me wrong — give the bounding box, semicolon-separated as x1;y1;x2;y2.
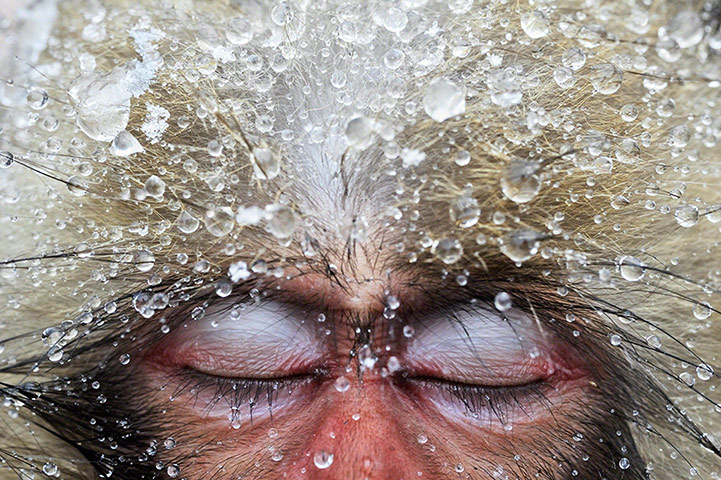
1;1;721;480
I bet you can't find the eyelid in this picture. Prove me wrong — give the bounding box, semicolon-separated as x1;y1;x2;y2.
404;307;554;385
148;301;322;376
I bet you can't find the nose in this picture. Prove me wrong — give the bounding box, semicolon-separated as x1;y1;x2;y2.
282;373;427;480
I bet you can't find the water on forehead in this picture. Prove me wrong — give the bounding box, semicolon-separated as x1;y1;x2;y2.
220;1;463;229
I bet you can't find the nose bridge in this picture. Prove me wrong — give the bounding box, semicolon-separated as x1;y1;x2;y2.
297;379;417;480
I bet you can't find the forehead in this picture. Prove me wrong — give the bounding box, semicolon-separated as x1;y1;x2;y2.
1;0;716;287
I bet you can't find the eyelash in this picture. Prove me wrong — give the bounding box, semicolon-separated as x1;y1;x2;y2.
400;375;555;424
174;368;321;419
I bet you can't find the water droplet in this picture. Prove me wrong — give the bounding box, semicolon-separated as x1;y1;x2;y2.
43;463;58;476
67;176;88;196
144;175;166;197
696;364;713;381
674;205;698;227
501;159;541;203
266;205;296;239
226;17;253;45
610;334;622;346
494;292;512;311
345;116;374;148
500;229;542;263
620;104;638;122
668;125;690;148
271;1;293;26
110;130;144;157
615;139;640;164
618;256;645;281
618;457;630;470
167;464;181;478
177;211;200;234
383;7;408;32
562;47;586;70
0;151;14;168
403;325;415;338
449;193;480;228
692;301;712;320
423;77;466;123
553;67;576;89
454;150;471;166
334;376;350;393
383;48;405;70
313;450;334;470
433;238;463;264
119;353;131;365
251;147;281;180
520;10;550;39
27;88;49;110
589;63;623;95
680;371;696;387
646;335;662;349
204;206;235;237
664;10;704;48
134;250;155;272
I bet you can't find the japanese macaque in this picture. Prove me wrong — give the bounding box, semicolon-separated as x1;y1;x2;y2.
0;0;720;479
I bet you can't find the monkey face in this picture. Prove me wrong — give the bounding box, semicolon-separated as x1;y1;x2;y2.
0;1;720;479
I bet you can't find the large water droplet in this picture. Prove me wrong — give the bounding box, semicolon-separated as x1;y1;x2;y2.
144;175;166;197
204;206;235;237
423;77;466;122
674;205;698;227
520;10;550;39
500;159;541;203
589;63;623;95
134;249;155;272
313;450;334;469
449;193;480;228
177;211;200;234
110;130;144;157
500;229;542;263
266;205;296;239
433;238;463;264
618;256;645;281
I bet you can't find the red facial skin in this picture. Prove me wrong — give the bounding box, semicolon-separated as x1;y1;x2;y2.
138;272;593;480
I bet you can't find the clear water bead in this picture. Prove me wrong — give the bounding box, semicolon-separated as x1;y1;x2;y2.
501;159;541;203
664;10;704;49
43;463;58;476
110;131;144;157
383;7;408;32
266;205;296;239
696;364;714;381
334;376;350;393
144;175;166;197
134;250;155;272
674;205;698;228
494;292;512;311
433;238;464;264
423;77;466;123
618;256;645;281
520;10;550;39
204;206;236;237
500;229;541;263
589;63;623;95
177;211;200;234
313;450;334;469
